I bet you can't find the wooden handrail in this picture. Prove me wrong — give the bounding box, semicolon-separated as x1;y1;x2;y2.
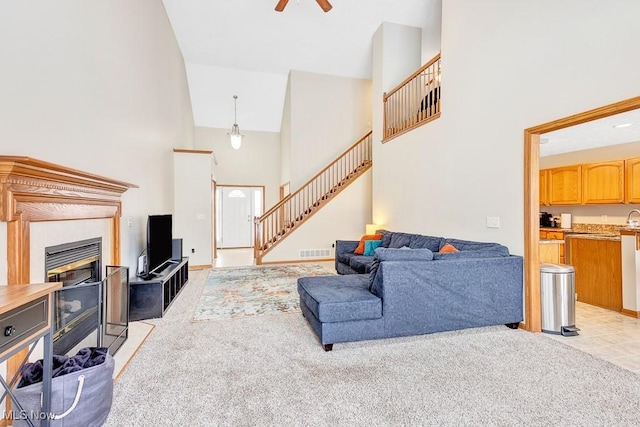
382;53;441;142
254;131;373;263
383;53;441;101
258;130;373;220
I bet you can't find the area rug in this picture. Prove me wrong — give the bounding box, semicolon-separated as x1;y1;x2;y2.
192;263;335;321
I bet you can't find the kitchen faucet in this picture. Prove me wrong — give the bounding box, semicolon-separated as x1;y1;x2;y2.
627;209;640;228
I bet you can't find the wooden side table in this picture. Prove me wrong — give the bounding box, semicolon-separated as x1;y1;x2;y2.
0;283;61;427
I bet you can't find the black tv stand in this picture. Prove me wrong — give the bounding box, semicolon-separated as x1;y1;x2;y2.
137;272;157;281
129;257;189;320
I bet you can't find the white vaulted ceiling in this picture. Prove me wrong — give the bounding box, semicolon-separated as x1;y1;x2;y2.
162;0;441;132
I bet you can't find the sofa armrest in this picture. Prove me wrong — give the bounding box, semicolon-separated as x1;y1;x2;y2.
335;240;359;271
336;240;359;256
376;256;523;335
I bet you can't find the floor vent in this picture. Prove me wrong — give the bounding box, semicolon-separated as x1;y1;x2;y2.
299;249;332;258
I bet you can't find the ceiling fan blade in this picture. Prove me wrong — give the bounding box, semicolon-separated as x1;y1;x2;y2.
275;0;289;12
316;0;332;12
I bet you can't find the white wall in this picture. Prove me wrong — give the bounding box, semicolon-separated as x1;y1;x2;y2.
421;0;443;63
540;141;640;168
194;127;280;209
288;71;372;190
174;151;213;266
262;171;372;263
185;63;287;132
280;75;293;186
0;1;195;277
372;0;640;255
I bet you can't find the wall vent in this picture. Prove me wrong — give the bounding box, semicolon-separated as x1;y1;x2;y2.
299;249;332;258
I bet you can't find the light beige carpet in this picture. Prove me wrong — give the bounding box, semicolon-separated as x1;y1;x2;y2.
106;269;640;426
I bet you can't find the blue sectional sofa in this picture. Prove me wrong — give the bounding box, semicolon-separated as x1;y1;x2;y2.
297;231;523;351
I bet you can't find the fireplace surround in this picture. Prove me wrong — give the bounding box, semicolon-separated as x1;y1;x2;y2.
0;157;136;379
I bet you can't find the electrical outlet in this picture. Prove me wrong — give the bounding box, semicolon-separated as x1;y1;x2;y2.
601;215;608;223
486;216;500;229
127;217;133;227
191;248;195;254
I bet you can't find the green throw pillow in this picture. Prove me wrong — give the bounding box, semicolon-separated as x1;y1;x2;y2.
363;239;383;256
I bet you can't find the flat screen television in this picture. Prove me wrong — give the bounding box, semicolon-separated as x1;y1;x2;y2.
146;214;173;275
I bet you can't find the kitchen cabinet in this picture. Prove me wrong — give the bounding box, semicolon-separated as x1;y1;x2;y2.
548;165;581;205
567;236;621;311
582;160;624;204
540;169;549;206
626;157;640;203
540;229;566;263
539;241;562;263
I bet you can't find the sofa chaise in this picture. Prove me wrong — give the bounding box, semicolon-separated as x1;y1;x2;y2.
297;231;523;350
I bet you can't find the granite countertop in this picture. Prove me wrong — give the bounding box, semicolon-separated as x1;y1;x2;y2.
541;224;631;239
565;233;621;241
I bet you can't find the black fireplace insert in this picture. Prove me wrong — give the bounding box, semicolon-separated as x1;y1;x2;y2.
45;238;129;355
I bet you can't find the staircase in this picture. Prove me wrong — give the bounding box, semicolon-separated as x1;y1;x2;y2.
254;131;373;264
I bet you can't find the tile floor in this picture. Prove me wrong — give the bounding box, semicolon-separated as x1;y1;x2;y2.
214;248;255;268
545;302;640;374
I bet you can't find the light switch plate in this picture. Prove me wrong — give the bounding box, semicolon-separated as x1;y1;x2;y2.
486;216;500;228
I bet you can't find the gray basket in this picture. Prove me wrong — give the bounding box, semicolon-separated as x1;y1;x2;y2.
12;352;114;427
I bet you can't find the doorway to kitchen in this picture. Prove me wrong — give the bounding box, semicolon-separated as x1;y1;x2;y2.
523;95;640;332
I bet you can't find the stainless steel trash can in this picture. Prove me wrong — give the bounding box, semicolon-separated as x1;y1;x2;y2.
540;263;579;336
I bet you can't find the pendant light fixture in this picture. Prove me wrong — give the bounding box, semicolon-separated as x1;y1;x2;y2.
228;95;243;150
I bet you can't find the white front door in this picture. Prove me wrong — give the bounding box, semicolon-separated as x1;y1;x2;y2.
220;187;252;248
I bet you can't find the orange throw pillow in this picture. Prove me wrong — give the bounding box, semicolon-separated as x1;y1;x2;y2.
439;243;459;253
354;234;383;255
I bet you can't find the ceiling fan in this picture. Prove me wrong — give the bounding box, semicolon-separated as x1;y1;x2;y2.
275;0;333;13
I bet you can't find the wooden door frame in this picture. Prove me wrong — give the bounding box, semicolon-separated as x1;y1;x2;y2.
523;95;640;331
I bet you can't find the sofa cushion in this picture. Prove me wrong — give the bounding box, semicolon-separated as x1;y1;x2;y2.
337;251;359;265
439;243;459;253
354;234;383;255
439;238;510;255
297;275;382;323
433;250;511;260
409;234;444;251
363;239;383;256
388;232;413;248
349;255;375;273
368;248;434;295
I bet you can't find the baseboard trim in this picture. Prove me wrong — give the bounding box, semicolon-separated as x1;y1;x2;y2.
621;308;639;318
189;264;212;270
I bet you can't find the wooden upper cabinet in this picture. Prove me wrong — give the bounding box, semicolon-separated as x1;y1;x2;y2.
548;165;582;205
539;169;549;206
626;157;640;203
582;160;625;204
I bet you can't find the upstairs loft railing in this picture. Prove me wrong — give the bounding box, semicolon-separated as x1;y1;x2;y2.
383;53;441;142
254;131;373;263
